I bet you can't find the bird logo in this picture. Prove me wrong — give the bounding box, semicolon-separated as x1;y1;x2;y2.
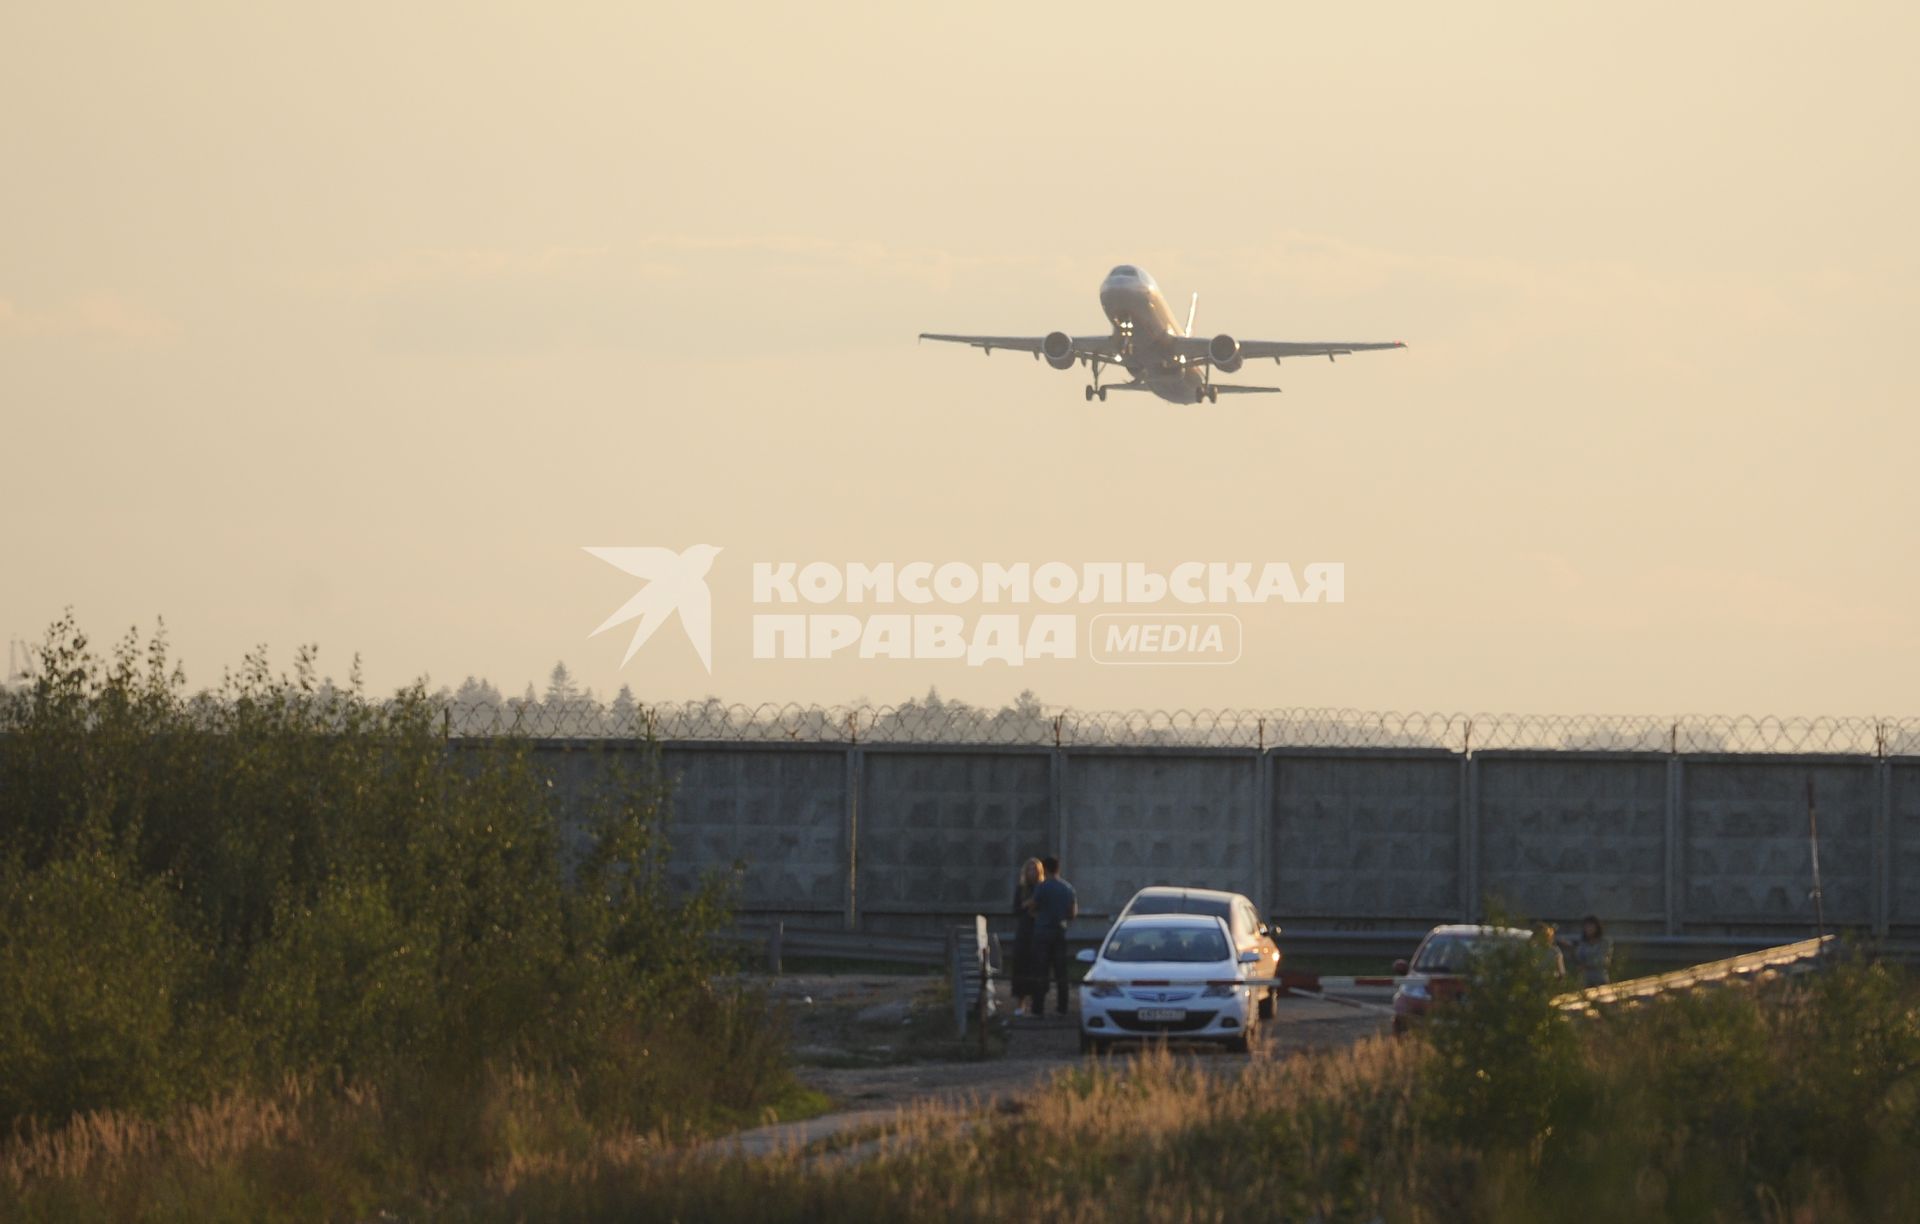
584;544;723;673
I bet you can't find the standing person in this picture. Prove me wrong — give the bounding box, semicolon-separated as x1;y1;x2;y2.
1010;858;1044;1017
1030;855;1078;1017
1534;923;1566;977
1568;914;1612;987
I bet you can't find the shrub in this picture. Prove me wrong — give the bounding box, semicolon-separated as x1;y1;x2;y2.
1419;925;1588;1152
0;615;783;1144
0;848;206;1122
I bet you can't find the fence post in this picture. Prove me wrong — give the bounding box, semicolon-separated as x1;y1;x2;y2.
1050;748;1069;864
767;920;784;975
1047;746;1064;854
1665;756;1684;936
1459;753;1479;922
1257;749;1275;914
1876;759;1892;938
844;745;863;932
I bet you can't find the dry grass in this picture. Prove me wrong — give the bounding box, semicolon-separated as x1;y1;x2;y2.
5;965;1918;1222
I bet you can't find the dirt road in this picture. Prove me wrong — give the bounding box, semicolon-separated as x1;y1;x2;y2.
713;972;1387;1158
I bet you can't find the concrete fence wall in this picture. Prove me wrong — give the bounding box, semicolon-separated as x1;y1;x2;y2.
523;740;1920;940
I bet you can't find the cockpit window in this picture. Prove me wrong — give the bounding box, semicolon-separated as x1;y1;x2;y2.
1109;264;1139;277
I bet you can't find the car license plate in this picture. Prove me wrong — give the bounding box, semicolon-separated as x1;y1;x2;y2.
1137;1007;1184;1022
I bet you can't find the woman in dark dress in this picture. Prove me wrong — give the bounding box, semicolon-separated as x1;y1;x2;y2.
1011;857;1044;1016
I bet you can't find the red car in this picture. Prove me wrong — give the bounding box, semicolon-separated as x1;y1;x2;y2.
1390;924;1532;1034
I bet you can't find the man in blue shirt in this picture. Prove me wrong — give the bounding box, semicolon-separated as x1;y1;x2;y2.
1030;854;1078;1016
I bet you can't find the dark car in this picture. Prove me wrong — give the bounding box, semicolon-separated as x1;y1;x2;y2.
1390;924;1532;1034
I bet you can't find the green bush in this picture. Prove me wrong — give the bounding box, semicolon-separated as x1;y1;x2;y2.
1420;926;1587;1151
0;848;206;1122
0;615;784;1143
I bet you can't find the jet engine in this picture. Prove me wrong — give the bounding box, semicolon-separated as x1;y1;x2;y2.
1208;333;1243;374
1042;331;1076;371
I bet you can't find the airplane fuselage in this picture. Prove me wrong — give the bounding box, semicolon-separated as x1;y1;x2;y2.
1098;266;1208;403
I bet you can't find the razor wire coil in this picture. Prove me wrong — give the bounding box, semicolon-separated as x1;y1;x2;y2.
429;701;1920;756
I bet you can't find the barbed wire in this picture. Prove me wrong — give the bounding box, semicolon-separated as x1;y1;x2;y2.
433;700;1920;756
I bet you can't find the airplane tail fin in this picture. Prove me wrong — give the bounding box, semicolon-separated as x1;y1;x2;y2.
1184;292;1198;337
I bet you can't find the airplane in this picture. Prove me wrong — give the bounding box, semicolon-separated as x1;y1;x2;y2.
919;265;1405;403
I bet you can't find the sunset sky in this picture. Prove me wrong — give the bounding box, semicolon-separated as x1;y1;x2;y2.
4;4;1916;715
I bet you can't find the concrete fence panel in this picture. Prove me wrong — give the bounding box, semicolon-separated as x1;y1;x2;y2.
1271;752;1460;922
858;749;1051;912
1682;758;1877;929
1476;753;1668;926
658;745;847;912
1063;751;1258;917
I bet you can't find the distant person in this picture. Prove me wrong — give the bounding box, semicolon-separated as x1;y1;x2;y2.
1567;915;1612;987
1534;923;1566;978
1030;856;1078;1016
1010;858;1045;1017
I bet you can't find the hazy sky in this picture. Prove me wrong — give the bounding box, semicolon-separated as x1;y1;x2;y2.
3;4;1915;715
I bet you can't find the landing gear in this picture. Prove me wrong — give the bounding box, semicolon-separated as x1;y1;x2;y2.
1087;356;1110;403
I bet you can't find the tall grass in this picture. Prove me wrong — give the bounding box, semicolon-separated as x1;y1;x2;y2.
497;959;1920;1222
19;964;1905;1222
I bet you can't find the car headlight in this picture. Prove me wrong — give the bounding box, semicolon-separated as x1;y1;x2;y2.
1396;980;1430;1001
1202;982;1239;998
1085;981;1121;999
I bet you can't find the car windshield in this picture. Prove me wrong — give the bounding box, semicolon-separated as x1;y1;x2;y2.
1126;893;1231;921
1102;924;1230;964
1410;932;1521;974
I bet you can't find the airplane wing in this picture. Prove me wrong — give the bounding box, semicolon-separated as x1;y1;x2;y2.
1172;337;1406;363
1102;381;1281;396
918;333;1122;360
1240;340;1404;361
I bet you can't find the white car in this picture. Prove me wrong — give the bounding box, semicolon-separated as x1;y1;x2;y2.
1113;886;1284;1020
1076;914;1263;1054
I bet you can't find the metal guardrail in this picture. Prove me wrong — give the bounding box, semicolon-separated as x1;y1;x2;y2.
720;922;1882;971
718;924;949;967
1553;934;1835;1014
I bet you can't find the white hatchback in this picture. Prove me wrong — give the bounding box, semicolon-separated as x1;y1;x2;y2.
1076;914;1262;1054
